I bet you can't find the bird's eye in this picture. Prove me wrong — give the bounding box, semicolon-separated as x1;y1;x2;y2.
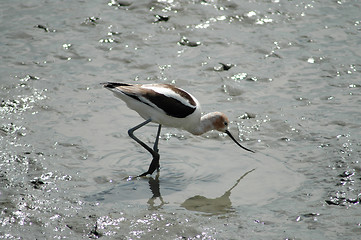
224;122;228;126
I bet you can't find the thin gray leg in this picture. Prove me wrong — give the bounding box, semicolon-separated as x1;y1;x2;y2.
153;124;162;172
153;124;162;153
127;119;161;176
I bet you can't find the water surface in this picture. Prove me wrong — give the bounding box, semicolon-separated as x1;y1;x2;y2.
1;0;360;239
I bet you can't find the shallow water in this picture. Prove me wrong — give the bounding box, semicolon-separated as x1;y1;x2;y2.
1;0;360;239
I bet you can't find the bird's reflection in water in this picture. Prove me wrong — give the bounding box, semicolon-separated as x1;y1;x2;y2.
84;169;254;213
180;169;255;215
146;172;167;210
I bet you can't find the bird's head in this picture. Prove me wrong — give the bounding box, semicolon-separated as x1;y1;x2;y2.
213;112;255;153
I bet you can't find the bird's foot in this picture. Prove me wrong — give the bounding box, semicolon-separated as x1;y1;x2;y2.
138;165;160;177
138;155;160;177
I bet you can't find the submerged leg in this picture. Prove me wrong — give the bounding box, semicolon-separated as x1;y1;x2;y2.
127;119;161;177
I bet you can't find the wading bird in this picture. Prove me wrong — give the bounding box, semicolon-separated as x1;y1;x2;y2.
102;82;254;177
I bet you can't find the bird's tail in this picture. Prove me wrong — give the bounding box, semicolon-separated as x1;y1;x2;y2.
100;82;132;89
